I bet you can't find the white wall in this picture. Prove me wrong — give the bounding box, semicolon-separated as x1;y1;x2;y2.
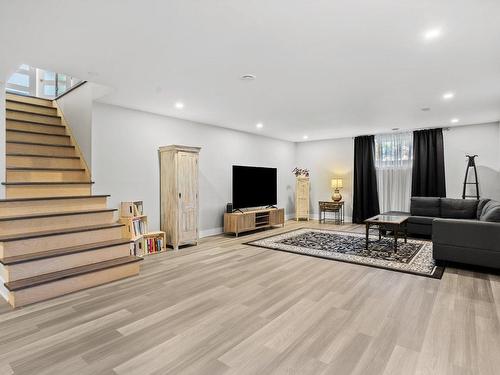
295;123;500;222
295;137;354;220
498;122;500;169
444;122;500;201
91;103;296;236
56;83;93;170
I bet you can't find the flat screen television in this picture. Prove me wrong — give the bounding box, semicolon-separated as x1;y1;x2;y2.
232;165;277;209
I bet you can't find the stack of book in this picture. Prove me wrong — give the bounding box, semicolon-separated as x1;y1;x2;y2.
131;218;146;236
144;235;164;254
119;201;167;257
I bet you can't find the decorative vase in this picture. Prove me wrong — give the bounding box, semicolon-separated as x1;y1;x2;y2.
332;189;342;202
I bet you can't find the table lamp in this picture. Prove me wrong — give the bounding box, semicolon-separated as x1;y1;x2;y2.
331;178;343;202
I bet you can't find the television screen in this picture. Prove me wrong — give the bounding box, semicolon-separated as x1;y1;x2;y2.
232;165;277;209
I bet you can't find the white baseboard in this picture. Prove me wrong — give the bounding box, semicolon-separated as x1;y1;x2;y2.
200;227;223;238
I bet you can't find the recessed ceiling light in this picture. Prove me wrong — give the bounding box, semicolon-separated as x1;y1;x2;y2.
175;102;184;109
423;28;442;41
451;118;459;124
256;122;263;129
240;74;256;81
392;128;400;131
442;92;455;100
421;107;431;111
303;135;309;140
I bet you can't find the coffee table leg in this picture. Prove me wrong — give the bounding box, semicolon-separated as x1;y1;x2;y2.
404;222;408;243
366;223;369;250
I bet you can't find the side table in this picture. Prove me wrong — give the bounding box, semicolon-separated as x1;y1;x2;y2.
318;201;344;224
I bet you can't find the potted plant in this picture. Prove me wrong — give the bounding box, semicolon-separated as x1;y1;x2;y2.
292;167;309;177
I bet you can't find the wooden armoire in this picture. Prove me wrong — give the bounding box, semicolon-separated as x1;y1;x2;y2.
159;145;201;250
295;176;310;220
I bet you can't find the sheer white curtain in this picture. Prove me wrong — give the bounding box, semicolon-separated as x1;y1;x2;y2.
375;132;413;213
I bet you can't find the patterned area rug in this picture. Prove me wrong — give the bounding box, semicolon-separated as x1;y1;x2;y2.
246;228;444;279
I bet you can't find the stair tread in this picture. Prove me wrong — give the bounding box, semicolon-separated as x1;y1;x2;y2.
0;223;124;242
4;256;142;291
6;93;53;104
7;141;74;148
6;108;61;119
2;181;94;185
7;167;85;171
6;119;65;128
0;195;110;203
6;129;69;137
1;238;131;265
6;98;55;109
0;208;117;222
7;153;80;159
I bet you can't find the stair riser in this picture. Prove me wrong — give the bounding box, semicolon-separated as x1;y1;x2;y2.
6;101;58;116
7;155;82;169
6;110;61;126
6;131;71;145
6;93;52;107
0;197;108;217
0;226;123;258
0;211;116;236
7;143;76;157
7;170;87;183
5;185;92;199
1;245;131;282
7;262;140;308
7;120;67;135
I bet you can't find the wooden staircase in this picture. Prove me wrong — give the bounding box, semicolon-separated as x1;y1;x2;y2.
0;93;142;308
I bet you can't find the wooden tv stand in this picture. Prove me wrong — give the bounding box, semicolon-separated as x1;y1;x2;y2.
224;207;285;236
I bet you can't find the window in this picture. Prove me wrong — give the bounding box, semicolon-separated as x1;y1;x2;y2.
375;132;413;212
375;134;413;166
6;65;83;99
7;73;30;88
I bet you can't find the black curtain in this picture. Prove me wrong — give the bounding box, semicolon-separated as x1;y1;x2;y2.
352;135;380;223
411;128;446;197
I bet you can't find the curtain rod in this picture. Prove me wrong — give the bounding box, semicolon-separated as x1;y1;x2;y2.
353;126;450;139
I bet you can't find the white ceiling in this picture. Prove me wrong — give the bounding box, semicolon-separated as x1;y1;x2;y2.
1;0;500;142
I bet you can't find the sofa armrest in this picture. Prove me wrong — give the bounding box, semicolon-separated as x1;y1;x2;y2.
433;218;500;251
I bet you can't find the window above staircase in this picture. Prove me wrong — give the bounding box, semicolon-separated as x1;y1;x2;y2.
6;64;84;99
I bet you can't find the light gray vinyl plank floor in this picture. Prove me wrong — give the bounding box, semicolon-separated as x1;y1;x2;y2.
0;220;499;375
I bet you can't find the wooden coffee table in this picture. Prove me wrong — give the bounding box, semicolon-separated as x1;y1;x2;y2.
364;214;409;252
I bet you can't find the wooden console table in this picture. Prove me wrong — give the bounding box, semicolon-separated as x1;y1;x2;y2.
318;201;344;224
224;208;285;236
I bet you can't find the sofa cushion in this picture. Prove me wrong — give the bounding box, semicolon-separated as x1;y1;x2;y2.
407;222;433;236
440;198;478;219
477;198;491;219
410;197;440;217
408;216;435;226
480;200;500;222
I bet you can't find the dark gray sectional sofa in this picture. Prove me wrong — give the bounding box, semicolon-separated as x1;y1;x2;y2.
408;197;500;268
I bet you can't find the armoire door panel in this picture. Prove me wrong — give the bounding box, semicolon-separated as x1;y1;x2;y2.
177;151;199;242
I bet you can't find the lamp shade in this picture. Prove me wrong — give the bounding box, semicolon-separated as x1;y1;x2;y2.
331;178;343;189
